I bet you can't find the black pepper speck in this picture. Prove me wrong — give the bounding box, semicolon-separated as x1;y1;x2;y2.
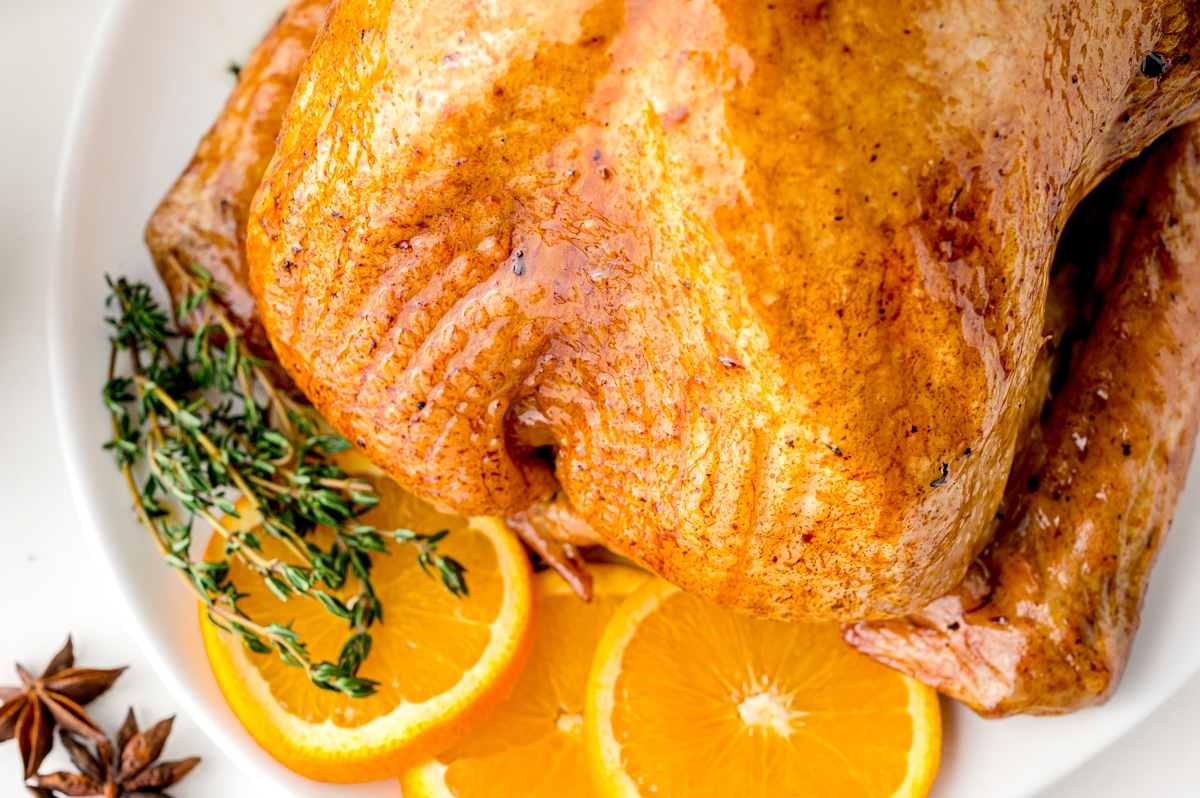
1141;53;1168;79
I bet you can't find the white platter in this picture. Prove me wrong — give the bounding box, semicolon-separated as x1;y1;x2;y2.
48;1;1200;796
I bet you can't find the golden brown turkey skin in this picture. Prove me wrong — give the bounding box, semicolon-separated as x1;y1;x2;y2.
845;121;1200;716
248;0;1200;620
145;0;326;364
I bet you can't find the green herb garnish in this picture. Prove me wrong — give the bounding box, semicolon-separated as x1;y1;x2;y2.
103;258;466;698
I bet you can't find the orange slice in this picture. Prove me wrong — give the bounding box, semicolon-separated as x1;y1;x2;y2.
585;577;941;798
198;461;535;783
401;565;646;797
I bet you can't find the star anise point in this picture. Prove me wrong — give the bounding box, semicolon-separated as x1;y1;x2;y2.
42;639;75;680
1;642;125;781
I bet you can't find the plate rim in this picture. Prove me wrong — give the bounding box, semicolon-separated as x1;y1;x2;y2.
45;2;319;796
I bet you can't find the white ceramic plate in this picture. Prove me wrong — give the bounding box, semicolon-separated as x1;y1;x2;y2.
48;1;1200;796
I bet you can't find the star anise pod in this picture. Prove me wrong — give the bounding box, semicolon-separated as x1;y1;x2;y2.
30;710;199;798
0;639;125;778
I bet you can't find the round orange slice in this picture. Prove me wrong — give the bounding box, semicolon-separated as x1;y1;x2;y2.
198;464;535;783
401;565;647;797
585;577;941;798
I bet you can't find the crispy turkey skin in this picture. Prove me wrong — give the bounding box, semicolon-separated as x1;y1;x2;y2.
246;0;1200;621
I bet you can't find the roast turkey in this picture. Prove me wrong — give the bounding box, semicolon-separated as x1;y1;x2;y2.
147;0;1200;715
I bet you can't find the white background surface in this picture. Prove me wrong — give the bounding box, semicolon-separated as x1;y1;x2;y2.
2;1;1199;797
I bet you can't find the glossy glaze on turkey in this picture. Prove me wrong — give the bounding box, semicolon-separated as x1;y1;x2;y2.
246;0;1200;622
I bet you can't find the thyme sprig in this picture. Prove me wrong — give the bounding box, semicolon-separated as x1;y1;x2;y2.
102;260;467;698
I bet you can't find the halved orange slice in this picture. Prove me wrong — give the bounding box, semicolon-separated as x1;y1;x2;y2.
585;577;941;798
198;465;535;783
401;565;646;797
